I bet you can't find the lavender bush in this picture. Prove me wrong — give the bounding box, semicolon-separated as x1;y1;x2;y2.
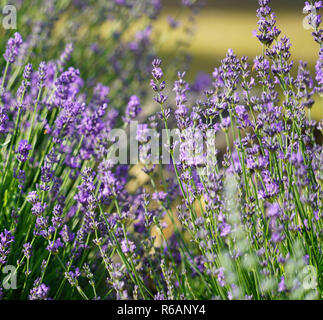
0;0;322;300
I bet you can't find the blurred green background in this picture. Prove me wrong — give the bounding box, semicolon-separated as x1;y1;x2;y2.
157;0;322;119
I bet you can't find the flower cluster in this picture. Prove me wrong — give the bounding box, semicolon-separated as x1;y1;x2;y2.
0;0;321;301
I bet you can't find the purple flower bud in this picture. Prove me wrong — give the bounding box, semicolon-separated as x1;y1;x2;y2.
152;58;162;68
23;63;33;82
37;62;47;88
219;223;231;237
121;239;136;254
27;191;39;204
23;242;32;259
31;202;47;216
278;276;286;292
221;116;231;130
46;238;64;254
152;67;163;80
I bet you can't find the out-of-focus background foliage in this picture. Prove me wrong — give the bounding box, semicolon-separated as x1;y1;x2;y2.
157;0;322;119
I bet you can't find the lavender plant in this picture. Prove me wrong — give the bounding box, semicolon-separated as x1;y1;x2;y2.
1;0;198;113
0;0;322;300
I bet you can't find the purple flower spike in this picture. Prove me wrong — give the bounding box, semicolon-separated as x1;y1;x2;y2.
123;95;141;123
0;229;14;266
29;278;50;300
4;32;23;64
121;239;136;254
17;140;32;163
